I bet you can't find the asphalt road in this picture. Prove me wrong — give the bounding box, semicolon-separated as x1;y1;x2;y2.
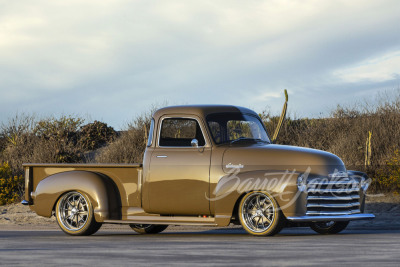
1;227;400;266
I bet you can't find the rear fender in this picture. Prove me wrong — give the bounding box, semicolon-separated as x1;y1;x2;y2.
32;171;121;222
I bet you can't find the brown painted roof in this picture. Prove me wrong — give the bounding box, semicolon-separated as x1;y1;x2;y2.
153;105;257;120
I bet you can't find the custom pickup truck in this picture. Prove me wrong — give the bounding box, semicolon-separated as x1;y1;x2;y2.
22;105;375;236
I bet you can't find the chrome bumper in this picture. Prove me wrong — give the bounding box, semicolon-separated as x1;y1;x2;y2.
287;213;375;222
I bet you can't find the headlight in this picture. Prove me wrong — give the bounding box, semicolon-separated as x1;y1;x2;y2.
297;175;307;192
360;176;371;192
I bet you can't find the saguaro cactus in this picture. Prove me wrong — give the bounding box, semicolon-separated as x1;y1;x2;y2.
272;89;288;143
365;130;372;167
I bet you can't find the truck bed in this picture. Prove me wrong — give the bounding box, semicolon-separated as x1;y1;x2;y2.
23;163;142;219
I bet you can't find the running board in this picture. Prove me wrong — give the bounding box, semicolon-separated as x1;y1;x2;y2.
104;215;218;226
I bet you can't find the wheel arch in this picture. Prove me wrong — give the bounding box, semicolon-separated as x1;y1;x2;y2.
32;171;121;222
213;170;302;226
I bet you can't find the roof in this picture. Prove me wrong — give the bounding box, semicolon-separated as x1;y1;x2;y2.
152;105;258;120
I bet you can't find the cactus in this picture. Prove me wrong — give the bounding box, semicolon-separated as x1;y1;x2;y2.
365;130;372;167
272;89;288;143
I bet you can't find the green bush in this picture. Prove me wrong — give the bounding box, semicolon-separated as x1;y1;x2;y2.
0;162;24;205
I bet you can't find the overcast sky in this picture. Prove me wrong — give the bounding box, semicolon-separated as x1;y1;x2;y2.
1;0;399;129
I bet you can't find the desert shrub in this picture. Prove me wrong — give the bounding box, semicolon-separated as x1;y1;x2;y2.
375;150;400;193
33;116;85;163
0;114;38;175
34;116;83;143
79;121;117;151
0;162;24;205
95;111;153;163
0;115;89;176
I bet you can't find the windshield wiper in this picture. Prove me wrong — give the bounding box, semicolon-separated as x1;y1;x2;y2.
230;137;264;144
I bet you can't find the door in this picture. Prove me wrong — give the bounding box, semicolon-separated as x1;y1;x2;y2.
146;116;211;215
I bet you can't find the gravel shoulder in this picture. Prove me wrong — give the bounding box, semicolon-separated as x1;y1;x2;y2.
1;193;399;232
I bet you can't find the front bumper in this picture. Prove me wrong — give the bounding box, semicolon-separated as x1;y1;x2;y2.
286;213;375;222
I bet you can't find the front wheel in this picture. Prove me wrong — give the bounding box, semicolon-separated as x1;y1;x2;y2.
238;191;284;236
310;221;349;234
129;224;168;234
55;191;102;236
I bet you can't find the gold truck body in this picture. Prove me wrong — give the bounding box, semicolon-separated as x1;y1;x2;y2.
23;105;374;236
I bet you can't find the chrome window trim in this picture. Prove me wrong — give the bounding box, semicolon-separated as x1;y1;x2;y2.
157;116;209;148
147;118;155;147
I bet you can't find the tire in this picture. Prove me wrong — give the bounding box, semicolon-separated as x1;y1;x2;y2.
310;221;349;234
238;191;284;236
129;224;168;234
55;191;102;236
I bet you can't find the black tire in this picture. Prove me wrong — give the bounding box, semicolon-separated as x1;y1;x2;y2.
55;191;102;236
129;224;168;234
238;191;285;236
310;221;349;234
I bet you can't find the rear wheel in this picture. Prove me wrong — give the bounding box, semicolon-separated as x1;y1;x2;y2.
129;224;168;234
55;191;102;236
310;221;349;234
238;191;284;236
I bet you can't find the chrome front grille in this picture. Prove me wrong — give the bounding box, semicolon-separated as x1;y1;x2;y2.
306;178;361;216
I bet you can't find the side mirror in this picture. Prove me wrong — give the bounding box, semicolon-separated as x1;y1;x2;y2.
191;139;199;148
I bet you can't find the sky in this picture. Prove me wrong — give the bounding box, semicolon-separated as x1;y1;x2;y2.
1;0;399;129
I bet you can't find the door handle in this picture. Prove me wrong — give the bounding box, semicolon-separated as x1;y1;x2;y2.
156;155;168;158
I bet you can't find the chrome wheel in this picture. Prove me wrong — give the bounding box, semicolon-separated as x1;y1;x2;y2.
240;192;276;234
57;191;90;231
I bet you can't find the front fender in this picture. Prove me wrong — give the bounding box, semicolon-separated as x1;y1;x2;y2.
32;171;117;222
213;170;305;226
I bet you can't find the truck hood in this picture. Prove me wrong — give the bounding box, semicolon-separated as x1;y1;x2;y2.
222;144;346;176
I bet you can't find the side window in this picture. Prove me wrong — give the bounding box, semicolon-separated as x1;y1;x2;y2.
159;118;206;147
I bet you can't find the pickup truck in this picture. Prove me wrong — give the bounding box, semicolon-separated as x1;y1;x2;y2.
22;105;375;236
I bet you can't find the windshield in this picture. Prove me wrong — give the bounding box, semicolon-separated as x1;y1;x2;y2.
206;112;270;145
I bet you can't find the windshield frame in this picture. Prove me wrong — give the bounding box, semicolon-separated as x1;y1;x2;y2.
206;112;271;145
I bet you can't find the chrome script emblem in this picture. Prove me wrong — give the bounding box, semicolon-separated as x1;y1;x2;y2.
226;163;244;169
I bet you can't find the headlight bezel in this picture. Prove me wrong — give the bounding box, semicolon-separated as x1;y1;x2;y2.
297;174;307;192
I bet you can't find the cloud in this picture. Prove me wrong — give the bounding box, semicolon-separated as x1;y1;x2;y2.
333;50;400;83
0;0;400;128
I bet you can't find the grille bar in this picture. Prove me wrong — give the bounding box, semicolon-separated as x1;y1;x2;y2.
307;188;359;194
306;209;361;216
307;194;360;201
308;181;357;186
307;202;360;208
306;177;362;217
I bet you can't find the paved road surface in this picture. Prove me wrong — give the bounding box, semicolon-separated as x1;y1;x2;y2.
1;227;399;266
